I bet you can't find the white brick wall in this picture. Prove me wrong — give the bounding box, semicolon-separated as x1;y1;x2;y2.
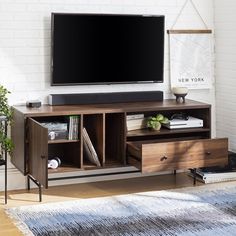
0;0;215;191
214;1;236;152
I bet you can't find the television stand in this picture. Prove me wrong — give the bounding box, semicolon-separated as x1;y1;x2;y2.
11;99;228;201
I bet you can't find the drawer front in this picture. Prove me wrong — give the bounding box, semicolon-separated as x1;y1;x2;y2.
141;142;186;173
139;138;228;173
184;138;228;168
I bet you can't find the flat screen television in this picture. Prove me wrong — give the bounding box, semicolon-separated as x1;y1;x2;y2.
51;13;165;85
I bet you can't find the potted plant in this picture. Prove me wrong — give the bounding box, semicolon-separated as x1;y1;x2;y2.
0;85;13;165
147;114;169;131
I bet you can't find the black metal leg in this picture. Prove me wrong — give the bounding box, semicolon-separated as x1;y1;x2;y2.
5;155;7;204
173;170;176;175
4;120;7;204
27;175;30;190
193;168;197;185
27;175;42;202
39;184;42;202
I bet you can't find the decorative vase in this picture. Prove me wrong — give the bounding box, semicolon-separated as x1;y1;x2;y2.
151;123;161;131
172;87;188;103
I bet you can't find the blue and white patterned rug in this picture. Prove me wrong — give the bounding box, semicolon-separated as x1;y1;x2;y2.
6;182;236;236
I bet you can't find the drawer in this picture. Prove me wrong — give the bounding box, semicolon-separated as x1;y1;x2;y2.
127;138;228;174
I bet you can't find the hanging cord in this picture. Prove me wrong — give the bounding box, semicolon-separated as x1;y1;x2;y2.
171;0;209;29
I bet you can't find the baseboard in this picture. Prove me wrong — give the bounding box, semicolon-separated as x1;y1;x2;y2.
0;168;26;191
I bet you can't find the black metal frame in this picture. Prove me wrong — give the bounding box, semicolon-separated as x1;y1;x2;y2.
27;169;140;202
192;168;197;185
0;117;8;204
27;174;42;202
26;167;197;202
174;169;197;185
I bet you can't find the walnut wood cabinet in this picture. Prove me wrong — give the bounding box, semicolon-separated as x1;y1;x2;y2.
11;99;228;194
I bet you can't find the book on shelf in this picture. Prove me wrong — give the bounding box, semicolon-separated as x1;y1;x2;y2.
126;114;144;121
188;166;236;184
68;115;79;140
126;117;147;131
188;172;236;184
82;127;101;167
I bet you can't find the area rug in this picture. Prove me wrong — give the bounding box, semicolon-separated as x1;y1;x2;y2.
6;182;236;236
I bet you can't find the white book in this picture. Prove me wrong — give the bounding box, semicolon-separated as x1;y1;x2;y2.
127;118;147;131
127;124;146;131
126;114;144;121
188;172;236;184
72;116;79;140
127;118;147;126
83;136;96;165
195;167;236;179
202;171;236;180
68;116;73;140
204;177;236;183
68;116;79;140
82;128;101;167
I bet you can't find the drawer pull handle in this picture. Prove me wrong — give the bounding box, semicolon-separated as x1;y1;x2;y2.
205;151;211;155
161;156;168;161
41;155;46;159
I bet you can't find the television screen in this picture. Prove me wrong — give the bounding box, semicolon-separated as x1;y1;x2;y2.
51;13;165;85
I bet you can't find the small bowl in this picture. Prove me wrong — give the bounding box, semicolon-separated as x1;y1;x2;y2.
172;87;188;103
172;87;188;95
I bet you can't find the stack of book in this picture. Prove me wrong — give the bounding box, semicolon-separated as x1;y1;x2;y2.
126;114;147;131
68;115;79;140
189;166;236;183
82;127;101;167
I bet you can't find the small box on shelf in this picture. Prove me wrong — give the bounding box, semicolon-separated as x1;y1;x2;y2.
40;122;68;140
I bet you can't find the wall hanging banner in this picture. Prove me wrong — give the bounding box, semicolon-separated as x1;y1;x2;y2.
168;30;212;89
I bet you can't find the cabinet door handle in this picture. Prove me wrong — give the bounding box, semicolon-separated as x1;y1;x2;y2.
161;156;168;161
41;155;46;159
205;151;211;155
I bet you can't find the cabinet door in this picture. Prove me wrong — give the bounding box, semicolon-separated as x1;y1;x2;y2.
28;118;48;188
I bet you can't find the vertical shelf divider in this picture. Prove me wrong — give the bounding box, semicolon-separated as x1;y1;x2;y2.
80;114;84;169
102;113;105;167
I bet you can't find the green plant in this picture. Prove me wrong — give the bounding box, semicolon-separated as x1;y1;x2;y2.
0;85;13;159
147;114;169;130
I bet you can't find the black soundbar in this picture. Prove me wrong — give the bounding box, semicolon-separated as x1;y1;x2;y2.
48;91;163;105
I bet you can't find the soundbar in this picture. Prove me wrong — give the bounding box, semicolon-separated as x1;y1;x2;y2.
48;91;163;105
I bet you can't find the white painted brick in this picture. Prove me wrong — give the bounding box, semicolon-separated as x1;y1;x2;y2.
1;3;28;12
135;0;155;6
89;0;111;4
111;0;135;5
215;1;236;152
